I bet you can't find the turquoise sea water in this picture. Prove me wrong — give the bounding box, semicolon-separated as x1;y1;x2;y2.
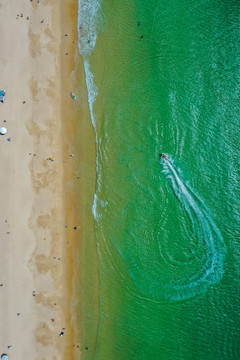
78;0;240;359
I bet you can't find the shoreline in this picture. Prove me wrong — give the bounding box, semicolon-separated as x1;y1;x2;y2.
63;4;99;358
60;0;82;357
0;0;84;358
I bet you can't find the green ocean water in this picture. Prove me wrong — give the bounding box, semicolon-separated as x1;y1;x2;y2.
78;0;240;359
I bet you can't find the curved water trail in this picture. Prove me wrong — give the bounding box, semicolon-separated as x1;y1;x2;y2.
157;156;226;300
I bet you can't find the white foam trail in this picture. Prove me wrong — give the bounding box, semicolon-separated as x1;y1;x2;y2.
84;61;98;129
78;0;102;59
159;156;226;299
92;193;99;220
78;0;102;219
78;0;102;130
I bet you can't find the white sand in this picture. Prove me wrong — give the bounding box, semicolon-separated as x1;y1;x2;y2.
0;0;78;358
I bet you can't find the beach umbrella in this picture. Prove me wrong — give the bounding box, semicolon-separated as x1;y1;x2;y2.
1;354;8;360
0;127;7;135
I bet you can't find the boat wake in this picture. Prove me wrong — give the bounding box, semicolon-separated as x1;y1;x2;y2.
155;156;226;300
108;156;226;301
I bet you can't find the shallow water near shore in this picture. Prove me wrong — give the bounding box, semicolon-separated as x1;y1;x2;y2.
78;0;240;359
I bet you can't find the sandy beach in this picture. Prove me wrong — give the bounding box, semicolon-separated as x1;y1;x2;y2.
0;0;79;358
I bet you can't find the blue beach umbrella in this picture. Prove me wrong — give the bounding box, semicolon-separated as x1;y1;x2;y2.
1;354;8;360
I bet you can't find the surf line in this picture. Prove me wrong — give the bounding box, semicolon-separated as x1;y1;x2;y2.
159;155;226;300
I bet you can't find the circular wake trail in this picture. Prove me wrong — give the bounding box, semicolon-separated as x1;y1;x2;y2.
158;157;226;300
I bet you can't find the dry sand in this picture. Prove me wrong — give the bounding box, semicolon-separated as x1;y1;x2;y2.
0;0;79;358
